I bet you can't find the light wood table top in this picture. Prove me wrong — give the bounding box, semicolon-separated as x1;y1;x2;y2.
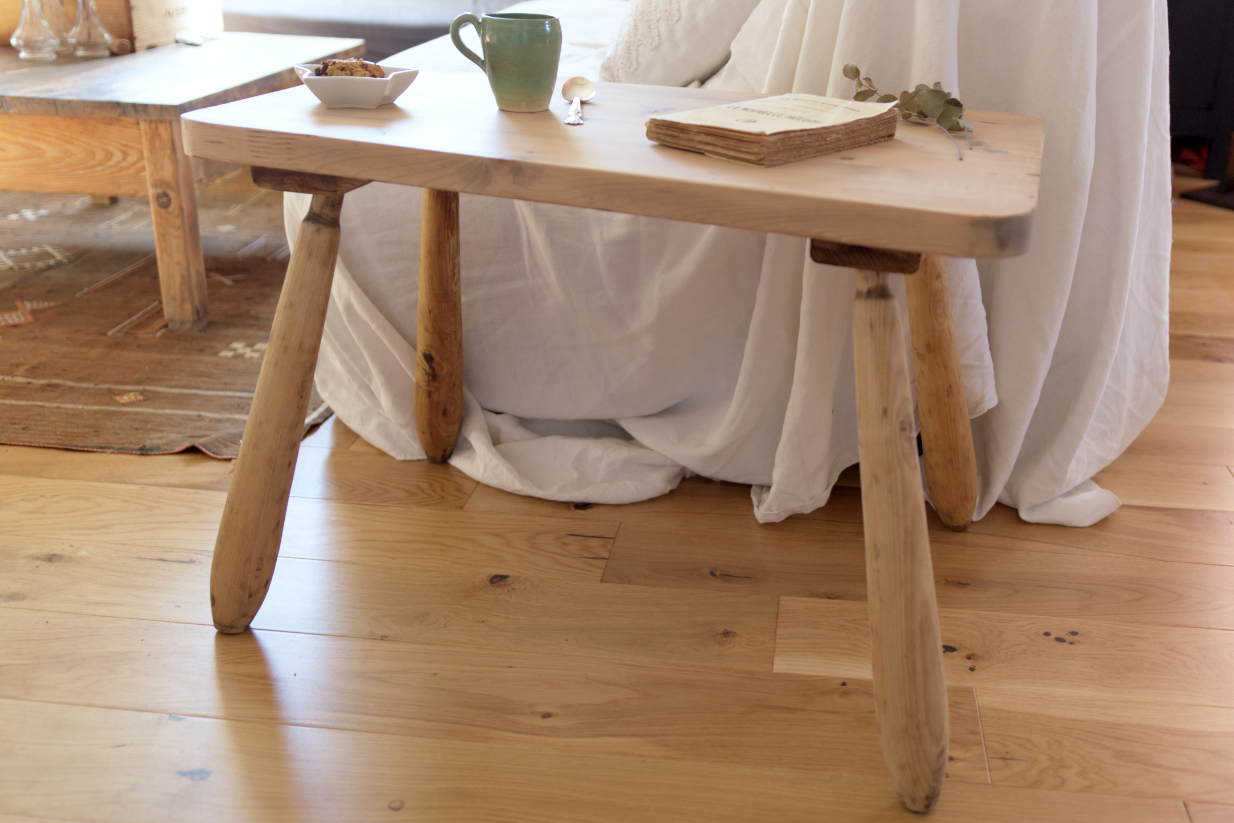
0;32;364;119
181;71;1043;258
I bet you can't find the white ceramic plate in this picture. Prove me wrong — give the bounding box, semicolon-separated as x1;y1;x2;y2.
295;65;419;109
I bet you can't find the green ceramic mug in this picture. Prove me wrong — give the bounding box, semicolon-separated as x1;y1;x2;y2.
450;12;562;113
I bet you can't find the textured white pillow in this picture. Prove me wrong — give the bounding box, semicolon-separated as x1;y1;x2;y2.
599;0;762;87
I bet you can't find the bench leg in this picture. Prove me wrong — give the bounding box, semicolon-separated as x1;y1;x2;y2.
415;188;464;463
905;254;978;531
140;117;208;331
853;269;949;813
209;191;347;634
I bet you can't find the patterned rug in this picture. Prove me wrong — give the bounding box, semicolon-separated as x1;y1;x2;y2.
0;171;327;458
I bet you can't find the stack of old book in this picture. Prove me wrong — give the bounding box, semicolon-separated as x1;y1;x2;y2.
646;93;899;166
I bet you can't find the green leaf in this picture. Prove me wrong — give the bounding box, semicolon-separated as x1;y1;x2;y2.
944;97;963;110
843;63;861;80
915;88;949;118
932;81;943;91
936;105;962;131
877;93;899;103
854;88;878;102
958;118;974;132
901;110;913;120
862;77;873;86
914;83;930;93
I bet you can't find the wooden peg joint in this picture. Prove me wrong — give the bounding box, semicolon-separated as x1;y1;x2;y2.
811;239;922;274
251;166;370;195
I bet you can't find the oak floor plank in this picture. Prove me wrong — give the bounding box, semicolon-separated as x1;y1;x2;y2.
1170;334;1234;366
1092;453;1234;511
462;474;760;520
978;688;1234;804
0;475;616;581
0;608;988;783
298;415;360;450
0;698;1189;823
603;512;1234;629
773;598;1234;709
1187;802;1234;822
1171;288;1234;338
288;445;477;509
1152;360;1234;430
1121;420;1234;467
0;445;233;492
962;502;1234;567
0;540;776;672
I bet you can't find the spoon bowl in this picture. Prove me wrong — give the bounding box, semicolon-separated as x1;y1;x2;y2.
561;76;597;125
561;76;597;103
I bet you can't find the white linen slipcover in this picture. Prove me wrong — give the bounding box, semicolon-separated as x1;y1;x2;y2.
285;0;1170;527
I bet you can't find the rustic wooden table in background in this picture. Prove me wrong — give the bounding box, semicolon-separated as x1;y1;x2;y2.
0;32;362;330
181;72;1043;813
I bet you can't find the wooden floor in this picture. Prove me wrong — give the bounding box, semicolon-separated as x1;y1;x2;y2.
1;193;1232;822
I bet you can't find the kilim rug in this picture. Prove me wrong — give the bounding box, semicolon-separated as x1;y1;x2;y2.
0;170;327;458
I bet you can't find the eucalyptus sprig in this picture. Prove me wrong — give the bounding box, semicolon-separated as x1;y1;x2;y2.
843;64;973;159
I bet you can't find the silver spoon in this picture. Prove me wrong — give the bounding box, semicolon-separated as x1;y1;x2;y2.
561;76;596;126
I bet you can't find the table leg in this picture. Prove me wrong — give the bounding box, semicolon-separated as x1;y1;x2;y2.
415;188;464;463
852;269;949;813
905;254;978;531
209;191;348;634
139;117;208;331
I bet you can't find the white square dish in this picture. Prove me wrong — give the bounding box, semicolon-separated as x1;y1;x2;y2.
295;65;419;109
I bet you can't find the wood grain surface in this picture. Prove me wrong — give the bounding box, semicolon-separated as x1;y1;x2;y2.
140;117;207;330
0;184;1227;823
181;72;1043;258
852;270;949;811
415;188;463;463
0;114;147;197
210;192;346;632
0;35;364;118
906;254;978;530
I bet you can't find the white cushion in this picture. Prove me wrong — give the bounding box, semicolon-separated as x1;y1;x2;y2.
599;0;761;87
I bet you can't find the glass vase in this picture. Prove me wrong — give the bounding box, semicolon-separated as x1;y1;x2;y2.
10;0;60;61
69;0;113;58
44;0;75;55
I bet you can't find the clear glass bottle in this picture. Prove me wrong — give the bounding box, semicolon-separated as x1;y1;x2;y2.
68;0;113;58
44;0;75;55
10;0;60;61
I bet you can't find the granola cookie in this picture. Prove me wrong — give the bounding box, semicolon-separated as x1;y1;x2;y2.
314;58;386;78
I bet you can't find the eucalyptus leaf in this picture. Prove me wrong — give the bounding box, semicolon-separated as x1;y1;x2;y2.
915;88;949;118
936;105;962;131
844;63;975;157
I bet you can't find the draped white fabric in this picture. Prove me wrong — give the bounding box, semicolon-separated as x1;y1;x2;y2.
286;0;1170;526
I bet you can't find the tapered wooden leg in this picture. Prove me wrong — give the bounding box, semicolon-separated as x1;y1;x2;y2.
905;254;978;531
853;270;949;813
415;188;463;463
209;192;347;634
140;117;208;331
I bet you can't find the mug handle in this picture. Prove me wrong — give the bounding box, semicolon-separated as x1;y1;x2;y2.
450;14;486;73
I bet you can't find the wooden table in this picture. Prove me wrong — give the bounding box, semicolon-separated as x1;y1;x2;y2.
0;32;363;330
181;72;1043;813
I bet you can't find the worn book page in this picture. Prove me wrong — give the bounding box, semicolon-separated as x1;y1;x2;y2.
652;93;896;135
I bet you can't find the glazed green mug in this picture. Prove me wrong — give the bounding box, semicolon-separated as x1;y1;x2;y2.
450;12;562;112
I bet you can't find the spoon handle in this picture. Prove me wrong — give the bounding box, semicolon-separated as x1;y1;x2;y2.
565;97;583;125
